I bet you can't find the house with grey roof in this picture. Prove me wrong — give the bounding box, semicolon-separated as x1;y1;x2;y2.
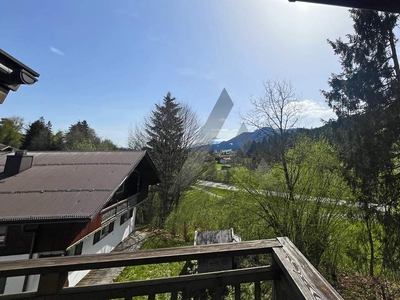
0;150;159;294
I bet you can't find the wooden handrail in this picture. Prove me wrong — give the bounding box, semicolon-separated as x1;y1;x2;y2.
0;237;344;300
0;267;277;300
272;237;343;300
100;194;138;223
0;239;280;277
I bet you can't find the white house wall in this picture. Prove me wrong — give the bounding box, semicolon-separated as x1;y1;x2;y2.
68;208;136;287
0;209;136;295
0;254;29;294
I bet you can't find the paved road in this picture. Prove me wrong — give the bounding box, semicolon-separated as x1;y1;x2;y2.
197;180;384;212
192;185;223;198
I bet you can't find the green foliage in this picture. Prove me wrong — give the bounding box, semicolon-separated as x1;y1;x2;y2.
229;137;351;268
322;9;400;276
115;234;187;300
51;130;64;150
142;93;210;228
23;117;53;151
0;117;24;148
322;10;399;117
165;188;241;242
0;116;119;151
64;120;117;151
146;93;186;226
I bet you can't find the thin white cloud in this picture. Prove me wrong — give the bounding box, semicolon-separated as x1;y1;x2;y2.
50;46;65;56
298;99;335;119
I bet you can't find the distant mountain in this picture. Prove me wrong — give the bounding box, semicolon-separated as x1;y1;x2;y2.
211;127;277;151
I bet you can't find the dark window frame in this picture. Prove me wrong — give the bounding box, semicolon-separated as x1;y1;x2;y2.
74;241;83;255
0;226;7;246
120;209;134;225
93;221;115;245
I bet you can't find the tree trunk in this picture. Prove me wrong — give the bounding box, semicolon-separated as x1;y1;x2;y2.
389;28;400;82
366;215;375;277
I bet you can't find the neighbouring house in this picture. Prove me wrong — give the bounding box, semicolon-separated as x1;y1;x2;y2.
219;157;231;164
0;150;159;294
0;144;14;153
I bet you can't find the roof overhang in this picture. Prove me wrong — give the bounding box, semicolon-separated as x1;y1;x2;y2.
0;49;40;104
288;0;400;13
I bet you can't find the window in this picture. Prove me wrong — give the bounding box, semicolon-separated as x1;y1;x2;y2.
74;241;83;255
93;221;115;245
116;183;125;194
0;227;7;246
120;209;134;225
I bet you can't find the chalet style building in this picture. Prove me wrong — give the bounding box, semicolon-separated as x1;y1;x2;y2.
0;150;159;294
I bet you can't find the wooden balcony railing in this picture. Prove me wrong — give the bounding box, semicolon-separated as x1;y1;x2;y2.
0;237;343;300
101;194;138;224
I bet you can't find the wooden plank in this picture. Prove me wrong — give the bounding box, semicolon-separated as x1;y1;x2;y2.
0;266;278;300
213;287;223;300
272;237;343;300
255;281;261;300
0;239;280;277
170;291;177;300
37;272;67;296
235;284;240;300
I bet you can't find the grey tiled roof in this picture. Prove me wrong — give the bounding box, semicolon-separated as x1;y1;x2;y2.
0;151;157;223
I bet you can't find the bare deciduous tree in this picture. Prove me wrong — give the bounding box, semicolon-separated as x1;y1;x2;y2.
127;120;149;150
242;79;303;199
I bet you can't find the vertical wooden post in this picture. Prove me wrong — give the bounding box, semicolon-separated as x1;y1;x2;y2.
254;281;261;300
171;291;178;300
213;287;223;300
235;283;241;300
148;294;155;300
271;253;281;300
37;272;68;295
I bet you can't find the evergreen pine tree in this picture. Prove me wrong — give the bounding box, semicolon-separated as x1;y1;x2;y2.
23;117;53;151
146;92;185;225
322;9;400;276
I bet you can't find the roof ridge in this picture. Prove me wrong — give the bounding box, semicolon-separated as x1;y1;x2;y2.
0;188;113;194
33;162;133;166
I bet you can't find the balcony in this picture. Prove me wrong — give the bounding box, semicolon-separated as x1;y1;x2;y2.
0;237;343;299
101;194;138;224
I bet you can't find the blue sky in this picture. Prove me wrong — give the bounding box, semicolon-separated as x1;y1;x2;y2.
1;0;396;146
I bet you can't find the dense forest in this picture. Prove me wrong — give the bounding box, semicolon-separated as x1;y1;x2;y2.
0;117;118;151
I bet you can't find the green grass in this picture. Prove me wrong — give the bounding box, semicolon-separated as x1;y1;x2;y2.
114;234;188;299
215;163;231;170
116;261;185;281
201;186;235;198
